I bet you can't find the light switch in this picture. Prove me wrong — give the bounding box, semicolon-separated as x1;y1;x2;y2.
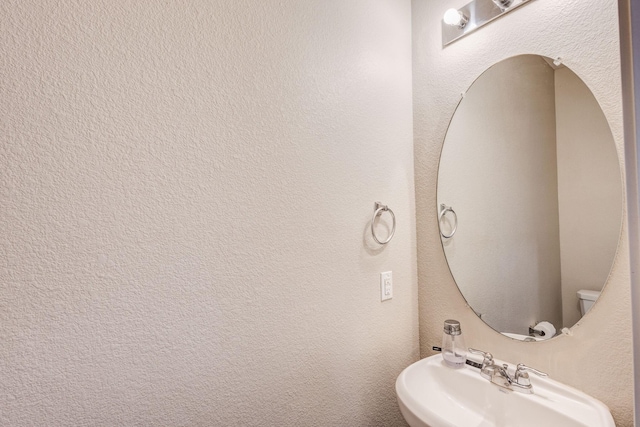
380;271;392;301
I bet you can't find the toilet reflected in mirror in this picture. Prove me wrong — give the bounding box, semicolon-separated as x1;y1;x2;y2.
437;55;622;340
578;289;600;316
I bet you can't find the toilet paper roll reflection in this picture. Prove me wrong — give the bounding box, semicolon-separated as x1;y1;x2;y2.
532;321;556;339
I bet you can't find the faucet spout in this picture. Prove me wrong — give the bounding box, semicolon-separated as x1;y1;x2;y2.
468;348;547;394
489;364;513;389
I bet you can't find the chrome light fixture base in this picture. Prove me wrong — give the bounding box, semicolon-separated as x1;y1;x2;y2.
442;0;535;46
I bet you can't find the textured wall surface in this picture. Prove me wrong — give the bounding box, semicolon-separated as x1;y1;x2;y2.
0;1;417;426
413;0;634;425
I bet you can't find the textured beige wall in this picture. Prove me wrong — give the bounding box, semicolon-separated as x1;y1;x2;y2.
0;1;417;426
413;0;633;425
437;56;562;335
555;66;623;327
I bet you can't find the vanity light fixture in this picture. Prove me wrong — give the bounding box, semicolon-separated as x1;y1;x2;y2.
443;8;469;28
492;0;514;10
442;0;535;46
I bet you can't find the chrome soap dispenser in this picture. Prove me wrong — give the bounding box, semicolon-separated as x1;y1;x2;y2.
442;319;467;368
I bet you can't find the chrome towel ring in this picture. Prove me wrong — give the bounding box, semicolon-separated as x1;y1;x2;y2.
439;204;457;239
371;202;396;245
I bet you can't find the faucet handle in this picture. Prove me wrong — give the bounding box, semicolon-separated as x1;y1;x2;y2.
514;363;548;386
468;349;497;381
516;363;549;377
468;348;494;366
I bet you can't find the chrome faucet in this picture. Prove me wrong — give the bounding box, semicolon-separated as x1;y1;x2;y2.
468;348;547;394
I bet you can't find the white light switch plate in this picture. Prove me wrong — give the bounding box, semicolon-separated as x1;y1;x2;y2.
380;271;392;301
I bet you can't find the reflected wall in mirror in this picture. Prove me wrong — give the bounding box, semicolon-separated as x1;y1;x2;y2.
437;55;622;340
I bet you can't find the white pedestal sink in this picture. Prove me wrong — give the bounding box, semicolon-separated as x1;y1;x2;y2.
396;354;615;427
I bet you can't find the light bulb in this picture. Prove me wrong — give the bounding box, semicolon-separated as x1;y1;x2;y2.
443;9;468;28
443;9;462;25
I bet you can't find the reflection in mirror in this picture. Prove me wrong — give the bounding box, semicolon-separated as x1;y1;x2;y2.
437;55;622;340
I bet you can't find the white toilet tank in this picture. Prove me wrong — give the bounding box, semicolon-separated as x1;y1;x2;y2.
577;289;601;315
